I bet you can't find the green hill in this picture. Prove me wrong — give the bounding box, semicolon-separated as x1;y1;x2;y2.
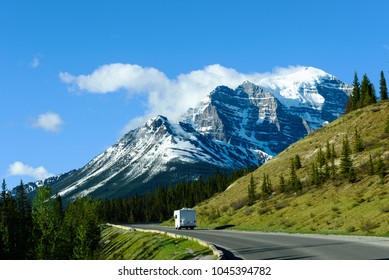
195;101;389;236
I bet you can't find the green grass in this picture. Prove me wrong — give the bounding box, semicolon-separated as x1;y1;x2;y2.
98;226;215;260
194;102;389;237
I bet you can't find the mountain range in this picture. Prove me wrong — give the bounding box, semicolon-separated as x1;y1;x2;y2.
16;67;352;200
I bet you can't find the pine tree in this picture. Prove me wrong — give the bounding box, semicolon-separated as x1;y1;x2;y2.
340;136;353;179
317;147;325;168
360;74;369;108
289;161;302;191
247;175;256;206
15;181;32;259
379;71;388;100
349;72;360;111
310;162;321;188
345;98;352;114
294;154;302;169
354;128;364;152
1;179;18;259
331;143;337;158
261;173;272;200
348;166;357;183
279;173;286;193
360;74;376;106
32;185;63;259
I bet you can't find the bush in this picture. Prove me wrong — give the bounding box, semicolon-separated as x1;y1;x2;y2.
258;206;271;215
274;201;289;210
346;225;356;233
245;207;254;216
230;197;247;211
360;220;379;232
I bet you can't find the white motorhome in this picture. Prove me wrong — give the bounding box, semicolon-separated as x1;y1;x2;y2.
174;208;196;230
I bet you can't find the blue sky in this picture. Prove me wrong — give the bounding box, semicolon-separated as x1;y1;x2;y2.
1;0;389;188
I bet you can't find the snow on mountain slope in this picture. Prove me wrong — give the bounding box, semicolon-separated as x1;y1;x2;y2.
183;68;352;155
52;115;261;199
15;66;352;200
255;66;345;107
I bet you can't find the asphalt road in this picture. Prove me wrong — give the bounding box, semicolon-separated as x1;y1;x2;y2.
122;224;389;260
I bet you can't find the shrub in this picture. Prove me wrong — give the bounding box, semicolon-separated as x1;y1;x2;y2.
258;206;271;215
360;220;379;232
274;201;289;210
346;225;356;233
245;207;254;216
230;197;247;211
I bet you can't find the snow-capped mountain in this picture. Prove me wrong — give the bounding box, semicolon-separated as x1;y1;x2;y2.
47;116;264;199
183;68;352;155
17;67;352;200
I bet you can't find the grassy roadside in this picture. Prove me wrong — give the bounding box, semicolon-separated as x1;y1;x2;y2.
97;226;216;260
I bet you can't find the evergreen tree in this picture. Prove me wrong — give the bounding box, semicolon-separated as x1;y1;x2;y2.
354;128;364;152
360;74;376;106
294;155;302;169
0;179;17;259
345;98;352;114
15;181;32;259
379;71;388;100
279;173;286;193
289;161;302;191
376;156;386;184
316;147;325;168
247;175;256;206
32;185;64;259
331;143;337;159
69;198;100;260
261;173;272;199
360;74;369;108
340;136;353;177
350;72;361;111
348;165;357;183
310;162;321;188
324;160;330;180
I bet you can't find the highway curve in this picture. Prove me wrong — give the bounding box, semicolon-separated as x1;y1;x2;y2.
123;224;389;260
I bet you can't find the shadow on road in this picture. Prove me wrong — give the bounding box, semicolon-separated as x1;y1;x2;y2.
214;245;243;260
214;224;235;230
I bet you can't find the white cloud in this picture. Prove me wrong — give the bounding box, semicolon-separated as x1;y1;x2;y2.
8;161;54;180
32;112;63;132
30;54;41;68
59;63;311;132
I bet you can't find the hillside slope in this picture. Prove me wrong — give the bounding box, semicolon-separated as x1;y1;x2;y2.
196;102;389;236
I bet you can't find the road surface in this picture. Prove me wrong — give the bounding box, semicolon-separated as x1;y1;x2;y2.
122;224;389;260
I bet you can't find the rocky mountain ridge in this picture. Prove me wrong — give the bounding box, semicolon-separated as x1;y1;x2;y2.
16;67;352;200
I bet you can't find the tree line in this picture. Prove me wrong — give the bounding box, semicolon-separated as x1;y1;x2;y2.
345;71;388;113
100;168;253;223
0;181;101;259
